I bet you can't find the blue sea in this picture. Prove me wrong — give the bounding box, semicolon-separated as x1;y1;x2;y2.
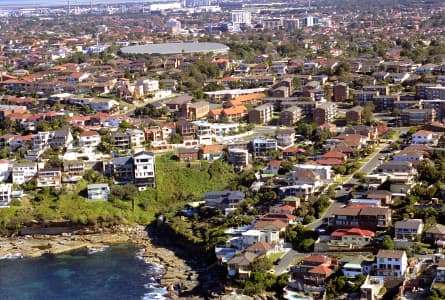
0;244;169;300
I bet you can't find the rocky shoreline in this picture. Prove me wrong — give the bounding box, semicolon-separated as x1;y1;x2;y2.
0;224;200;299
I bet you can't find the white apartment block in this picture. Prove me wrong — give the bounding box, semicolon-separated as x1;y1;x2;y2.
232;10;251;25
12;163;38;185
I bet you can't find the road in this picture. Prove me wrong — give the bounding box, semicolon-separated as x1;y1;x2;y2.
273;249;306;275
306;143;389;231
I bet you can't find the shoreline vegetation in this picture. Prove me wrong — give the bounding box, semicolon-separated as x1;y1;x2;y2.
0;224;202;299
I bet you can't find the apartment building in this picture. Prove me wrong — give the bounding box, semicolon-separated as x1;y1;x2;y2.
280;106;303;126
251;137;277;157
249;103;274;124
313;102;337;125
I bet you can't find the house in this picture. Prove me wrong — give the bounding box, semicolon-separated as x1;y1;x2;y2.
251;137;277;157
360;275;385;300
342;256;374;278
227;252;258;278
364;190;392;206
0;183;12;206
37;168;62;188
133;151;156;190
50;129;73;148
78;131;101;149
331;206;391;231
63;160;84;182
227;148;249;172
276;129;295;147
0;160;10;182
321;150;347;162
246;241;273;256
345;125;378;141
200;145;224;160
12;162;38;184
270;204;295;215
376;250;408;277
330;228;375;249
87;183;110;201
178;147;199;163
282;147;305;159
204;190;245;214
435;259;445;284
394;219;424;241
112;156;134;184
412;130;436;145
262;160;282;175
425;223;445;244
280;169;323;200
293;255;335;293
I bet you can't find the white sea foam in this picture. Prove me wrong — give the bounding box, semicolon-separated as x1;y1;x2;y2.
87;245;110;255
0;253;23;260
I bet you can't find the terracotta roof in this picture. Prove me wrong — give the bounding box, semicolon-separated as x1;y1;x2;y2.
303;255;331;264
316;158;344;166
200;144;223;154
246;241;272;254
331;228;375;237
283;147;306;153
268;160;282;167
79;130;99;137
254;219;288;230
322;150;346;159
308;265;333;276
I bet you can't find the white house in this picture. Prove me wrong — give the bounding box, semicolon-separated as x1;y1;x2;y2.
87;183;110;201
0;183;13;206
0;160;10;182
133;151;156;190
128;129;145;149
376;250;407;277
412;130;436;145
12;162;38;185
79;131;101;149
90;99;119;112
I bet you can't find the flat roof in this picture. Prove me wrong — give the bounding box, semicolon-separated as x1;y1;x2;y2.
121;42;229;55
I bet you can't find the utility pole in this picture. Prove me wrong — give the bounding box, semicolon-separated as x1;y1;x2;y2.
67;0;71;16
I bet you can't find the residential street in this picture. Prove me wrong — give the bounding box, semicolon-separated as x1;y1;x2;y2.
274;249;306;275
306;143;389;231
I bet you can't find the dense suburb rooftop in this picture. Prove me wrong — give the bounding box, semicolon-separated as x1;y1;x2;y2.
120;42;230;55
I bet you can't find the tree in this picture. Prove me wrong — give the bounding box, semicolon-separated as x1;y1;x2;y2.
363;102;375;125
250;255;273;273
382;235;395;250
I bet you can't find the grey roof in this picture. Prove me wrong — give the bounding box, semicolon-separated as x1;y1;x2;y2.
88;183;109;189
113;156;133;165
395;219;423;229
121;42;229;55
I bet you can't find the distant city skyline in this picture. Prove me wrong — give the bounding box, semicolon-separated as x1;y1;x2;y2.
0;0;169;9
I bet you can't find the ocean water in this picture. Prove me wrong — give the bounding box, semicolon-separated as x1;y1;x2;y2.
0;244;169;300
